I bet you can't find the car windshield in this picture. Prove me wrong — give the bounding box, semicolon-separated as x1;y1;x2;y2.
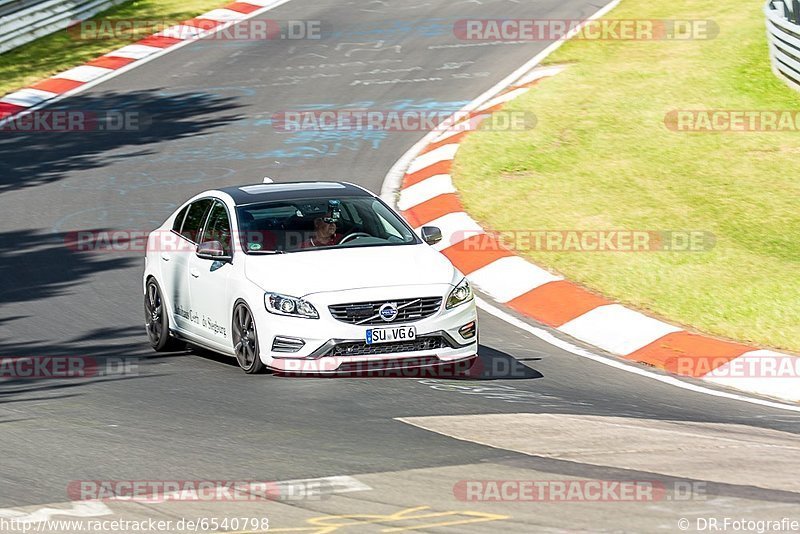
236;196;418;253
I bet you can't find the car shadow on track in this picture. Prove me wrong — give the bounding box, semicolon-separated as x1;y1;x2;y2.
0;228;136;307
0;228;187;404
0;89;243;195
462;344;543;380
187;343;542;381
0;325;177;404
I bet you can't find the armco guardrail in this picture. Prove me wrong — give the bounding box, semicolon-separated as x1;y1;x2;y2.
765;0;800;91
0;0;127;54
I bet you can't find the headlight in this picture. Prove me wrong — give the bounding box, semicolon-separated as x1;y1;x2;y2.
446;277;474;309
265;292;319;319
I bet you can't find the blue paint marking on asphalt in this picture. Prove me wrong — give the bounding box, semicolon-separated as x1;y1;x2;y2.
127;97;470;163
326;18;454;39
184;18;455;52
51;203;179;233
272;129;389;157
291;98;469;112
60;167;239;196
291;101;377;111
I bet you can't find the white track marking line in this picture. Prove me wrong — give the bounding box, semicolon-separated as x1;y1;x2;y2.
429;114;491;143
515;64;568;86
704;350;800;402
0;501;112;522
474;87;530;113
135;475;373;503
430;126;468;144
273;475;372;495
0;476;371;522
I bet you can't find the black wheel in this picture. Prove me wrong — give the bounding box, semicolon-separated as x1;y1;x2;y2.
144;279;182;352
232;302;265;374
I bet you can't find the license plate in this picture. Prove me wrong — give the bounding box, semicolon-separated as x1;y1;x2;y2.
366;326;416;345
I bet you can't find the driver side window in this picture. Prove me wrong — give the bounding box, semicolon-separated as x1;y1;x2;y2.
199;201;232;256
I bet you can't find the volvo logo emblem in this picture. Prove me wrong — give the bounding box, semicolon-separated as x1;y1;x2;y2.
379;302;399;322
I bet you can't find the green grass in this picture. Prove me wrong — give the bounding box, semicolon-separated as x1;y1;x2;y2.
453;0;800;352
0;0;225;98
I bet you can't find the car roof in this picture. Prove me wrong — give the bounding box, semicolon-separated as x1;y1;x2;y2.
216;181;372;206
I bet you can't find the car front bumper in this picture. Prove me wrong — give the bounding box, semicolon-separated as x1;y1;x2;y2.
257;284;478;374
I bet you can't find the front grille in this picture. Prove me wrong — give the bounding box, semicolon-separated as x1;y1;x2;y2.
329;297;442;326
323;336;448;357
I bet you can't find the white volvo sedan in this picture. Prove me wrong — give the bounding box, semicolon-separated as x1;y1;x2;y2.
143;181;478;374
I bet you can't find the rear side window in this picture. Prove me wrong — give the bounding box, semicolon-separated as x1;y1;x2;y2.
181;199;213;242
172;205;189;233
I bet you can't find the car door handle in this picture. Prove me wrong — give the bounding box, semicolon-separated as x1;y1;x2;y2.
190;268;200;278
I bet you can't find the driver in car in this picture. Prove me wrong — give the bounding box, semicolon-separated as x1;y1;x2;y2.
301;200;343;248
301;216;342;248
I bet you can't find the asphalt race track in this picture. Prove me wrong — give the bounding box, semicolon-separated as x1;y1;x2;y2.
1;0;799;531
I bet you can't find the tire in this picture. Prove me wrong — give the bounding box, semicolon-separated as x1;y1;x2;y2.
232;302;265;374
144;279;183;352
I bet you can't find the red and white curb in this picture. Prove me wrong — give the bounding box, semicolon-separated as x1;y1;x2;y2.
381;47;799;405
0;0;293;125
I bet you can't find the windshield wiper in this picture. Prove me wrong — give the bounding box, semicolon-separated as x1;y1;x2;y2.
247;249;286;254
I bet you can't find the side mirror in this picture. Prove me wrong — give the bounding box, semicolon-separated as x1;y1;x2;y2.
420;226;442;246
196;241;231;261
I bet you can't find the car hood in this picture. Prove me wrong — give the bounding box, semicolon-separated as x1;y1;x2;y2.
244;244;459;297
